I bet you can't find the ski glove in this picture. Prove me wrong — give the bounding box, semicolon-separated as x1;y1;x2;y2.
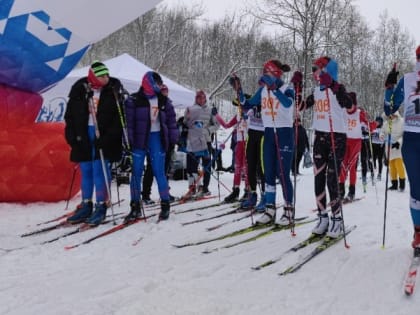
391;142;400;149
290;71;303;87
211;107;218;115
385;68;399;88
319;72;333;88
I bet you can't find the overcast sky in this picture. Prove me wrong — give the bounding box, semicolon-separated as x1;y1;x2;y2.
161;0;420;45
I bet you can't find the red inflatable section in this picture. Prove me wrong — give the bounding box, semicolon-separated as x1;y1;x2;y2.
0;85;80;202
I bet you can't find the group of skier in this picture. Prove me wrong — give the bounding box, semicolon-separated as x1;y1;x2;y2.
63;45;420;251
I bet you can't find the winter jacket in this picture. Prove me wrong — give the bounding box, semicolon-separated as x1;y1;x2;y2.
381;112;404;160
64;77;124;162
184;103;218;152
125;89;178;151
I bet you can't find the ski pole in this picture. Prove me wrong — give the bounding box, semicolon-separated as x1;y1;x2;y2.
382;63;397;249
65;164;79;210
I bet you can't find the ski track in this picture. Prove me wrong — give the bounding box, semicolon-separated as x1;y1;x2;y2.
0;152;419;315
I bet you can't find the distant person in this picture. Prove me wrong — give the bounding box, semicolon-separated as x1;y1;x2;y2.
338;92;368;201
381;111;406;191
212;101;249;204
371;116;385;181
183;90;218;198
65;61;124;226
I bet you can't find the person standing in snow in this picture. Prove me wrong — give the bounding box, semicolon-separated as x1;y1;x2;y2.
231;59;295;226
371;116;385;181
383;46;420;252
338;92;368;202
299;56;352;238
64;61;124;226
212;100;249;204
183;90;219;198
381;111;406;191
141;84;178;204
243;102;266;211
123;72;179;222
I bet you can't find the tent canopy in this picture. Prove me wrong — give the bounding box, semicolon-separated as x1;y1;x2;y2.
38;53;195;122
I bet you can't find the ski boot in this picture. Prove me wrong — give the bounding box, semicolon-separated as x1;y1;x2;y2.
67;200;93;224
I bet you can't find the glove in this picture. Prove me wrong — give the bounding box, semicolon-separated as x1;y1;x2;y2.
87;90;94;99
229;75;241;91
290;71;303;86
211;107;218;115
253;107;261;119
259;75;283;89
391;142;400;149
319;72;333;87
219;143;225;150
242;112;248;120
385;68;399;88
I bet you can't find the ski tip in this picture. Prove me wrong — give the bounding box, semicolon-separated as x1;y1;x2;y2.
64;245;75;251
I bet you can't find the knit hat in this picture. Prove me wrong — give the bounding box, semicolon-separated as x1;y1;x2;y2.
141;71;163;98
90;61;109;77
263;59;290;78
314;56;330;70
416;45;420;57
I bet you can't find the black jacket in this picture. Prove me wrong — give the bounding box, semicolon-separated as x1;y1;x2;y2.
64;77;124;162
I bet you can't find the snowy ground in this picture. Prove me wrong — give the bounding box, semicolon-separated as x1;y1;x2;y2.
0;151;418;315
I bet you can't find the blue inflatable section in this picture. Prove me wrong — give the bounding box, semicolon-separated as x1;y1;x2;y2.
0;1;88;92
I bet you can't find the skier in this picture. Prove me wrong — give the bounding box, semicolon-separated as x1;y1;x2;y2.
383;46;420;252
300;56;352;238
231;59;295;226
64;61;124;226
243;102;266;211
141;84;178;203
183;90;219;198
381;111;406;191
212;100;249;204
371;116;385;181
338;92;368;202
124;72;179;222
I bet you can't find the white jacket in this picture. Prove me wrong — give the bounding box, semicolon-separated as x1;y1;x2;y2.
381;112;404;160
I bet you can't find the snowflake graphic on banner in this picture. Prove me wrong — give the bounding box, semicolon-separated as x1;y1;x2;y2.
0;1;88;93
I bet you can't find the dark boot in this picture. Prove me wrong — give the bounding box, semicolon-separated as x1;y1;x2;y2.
224;187;240;203
159;200;170;221
339;183;345;199
345;185;355;202
399;178;406;191
388;180;398;190
87;202;108;226
124;201;142;223
67;201;93;224
240;189;249;201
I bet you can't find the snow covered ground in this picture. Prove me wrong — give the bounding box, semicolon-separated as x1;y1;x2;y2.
0;151;418;315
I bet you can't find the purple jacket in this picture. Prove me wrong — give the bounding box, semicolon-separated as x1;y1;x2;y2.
125;89;179;151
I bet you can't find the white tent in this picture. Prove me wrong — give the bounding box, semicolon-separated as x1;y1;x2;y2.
37;53;195;122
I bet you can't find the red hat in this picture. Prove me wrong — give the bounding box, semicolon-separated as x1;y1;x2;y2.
416;45;420;57
263;59;290;78
314;56;330;69
196;90;206;99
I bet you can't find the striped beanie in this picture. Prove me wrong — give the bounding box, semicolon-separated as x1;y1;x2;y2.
90;61;109;77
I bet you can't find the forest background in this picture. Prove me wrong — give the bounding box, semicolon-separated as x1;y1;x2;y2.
80;0;416;119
